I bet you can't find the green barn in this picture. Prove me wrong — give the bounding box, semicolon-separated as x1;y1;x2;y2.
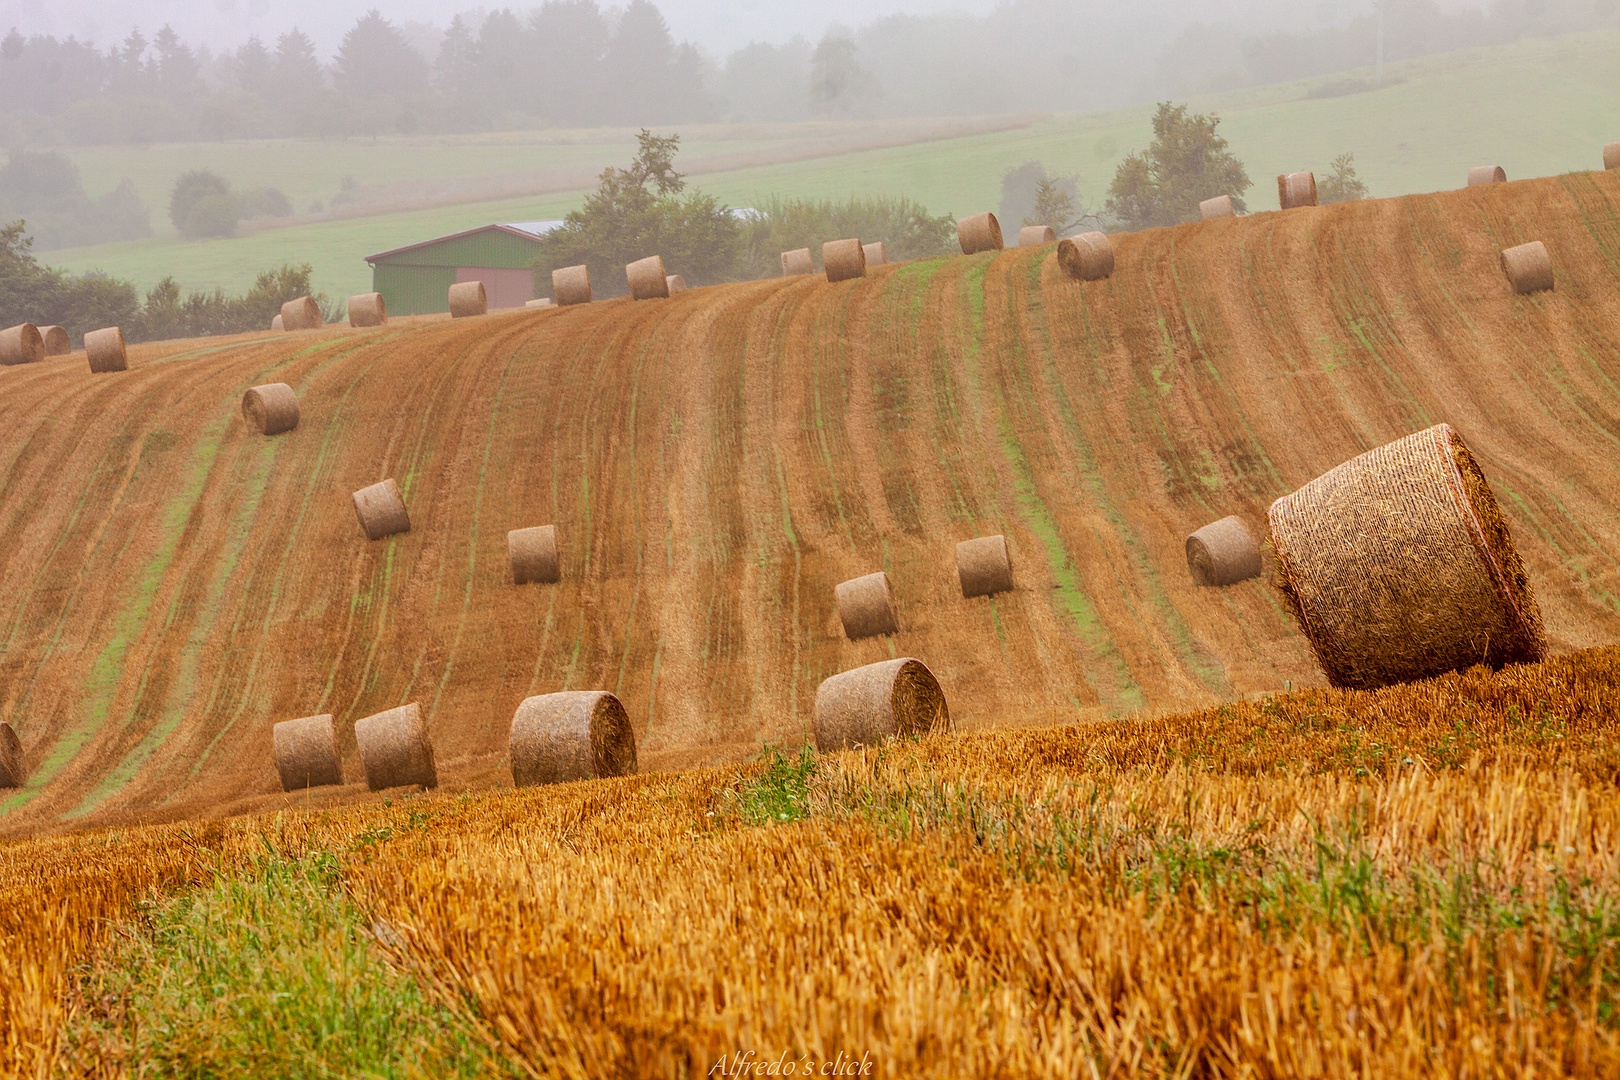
364;221;561;315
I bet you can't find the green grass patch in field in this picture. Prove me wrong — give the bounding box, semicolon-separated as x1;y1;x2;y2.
730;745;818;825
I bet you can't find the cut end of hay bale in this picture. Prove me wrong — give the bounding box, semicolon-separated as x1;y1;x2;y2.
665;274;687;293
509;691;637;787
823;238;867;283
1200;195;1236;220
1278;172;1318;210
957;212;1004;255
553;265;592;306
1603;142;1620;171
280;296;322;331
1467;165;1507;187
835;571;898;640
812;658;949;752
1267;423;1546;690
1056;232;1115;282
0;722;23;788
352;478;410;541
956;535;1013;598
627;255;670;300
354;703;437;791
242;383;299;436
84;327;126;373
525;297;556;308
0;323;45;366
781;248;815;276
509;524;560;585
1185;516;1262;587
862;241;888;266
449;280;488;317
271;314;284;332
1018;225;1056;247
1501;241;1554;294
38;325;70;356
273;714;343;791
347;292;387;327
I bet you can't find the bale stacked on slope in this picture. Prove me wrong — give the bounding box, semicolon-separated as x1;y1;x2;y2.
38;326;70;355
1501;241;1554;294
525;298;555;309
1278;172;1318;209
862;241;888;266
836;571;898;639
1057;232;1114;282
84;327;126;373
956;535;1013;598
348;293;387;327
273;714;343;791
509;691;637;787
823;239;866;282
781;248;815;276
242;383;299;436
665;275;687;293
1604;142;1620;170
627;256;670;300
1468;166;1507;186
509;525;560;584
354;703;436;790
1268;423;1546;690
812;658;948;752
352;479;410;540
957;212;1003;255
449;281;488;317
1018;225;1055;247
1200;195;1236;220
1185;516;1262;586
0;323;44;365
553;265;592;306
0;722;22;788
281;296;322;330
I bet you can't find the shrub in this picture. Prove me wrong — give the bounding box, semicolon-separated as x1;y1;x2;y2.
235;186;294;218
1106;102;1252;230
0;219;139;341
1319;153;1370;204
169;170;239;238
734;194;956;279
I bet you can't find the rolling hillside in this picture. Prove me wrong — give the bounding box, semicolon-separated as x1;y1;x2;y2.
3;167;1620;835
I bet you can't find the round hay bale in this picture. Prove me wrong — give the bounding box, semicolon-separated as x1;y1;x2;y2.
509;691;637;787
271;314;284;332
354;703;437;791
812;657;948;752
835;571;898;639
1200;195;1236;220
823;238;866;283
1057;232;1115;282
1278;172;1318;209
242;383;299;436
347;292;387;327
449;280;488;317
38;325;70;356
1267;423;1546;690
1501;241;1554;294
781;248;815;276
352;478;410;541
1018;225;1056;247
665;274;687;293
862;241;888;266
553;264;593;306
1603;142;1620;171
956;535;1013;598
509;524;560;584
0;323;44;365
273;713;343;791
280;296;322;331
1185;516;1262;586
84;327;127;373
627;255;670;300
0;722;22;788
1468;165;1507;187
525;297;556;309
957;212;1004;255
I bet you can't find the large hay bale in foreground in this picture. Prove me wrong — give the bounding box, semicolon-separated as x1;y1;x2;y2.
1604;142;1620;170
627;255;670;300
354;703;437;790
835;571;898;639
1200;195;1236;220
665;274;687;293
1501;241;1554;294
509;691;637;787
823;238;866;282
509;524;560;584
449;280;488;317
781;248;815;276
1185;516;1262;586
84;327;126;373
38;325;70;356
0;722;22;788
862;241;888;266
553;265;592;306
1018;225;1056;247
813;658;948;752
0;323;44;365
957;212;1003;255
1268;423;1546;690
1468;165;1507;186
280;296;322;330
347;292;387;327
352;478;410;540
956;535;1013;598
273;714;343;791
242;383;299;436
271;314;284;332
1277;172;1318;209
1057;232;1114;281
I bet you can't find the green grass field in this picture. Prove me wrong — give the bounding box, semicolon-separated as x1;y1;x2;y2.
44;29;1620;304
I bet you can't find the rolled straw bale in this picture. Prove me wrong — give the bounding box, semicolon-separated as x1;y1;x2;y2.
38;325;70;356
812;658;948;752
835;571;898;639
0;722;22;788
525;298;556;308
1467;165;1507;186
280;296;322;330
956;535;1013;598
509;691;636;787
957;212;1004;255
509;524;560;584
273;714;342;791
1056;231;1115;282
823;238;866;283
84;327;126;373
665;274;687;293
1501;241;1554;294
354;703;437;791
1018;225;1056;247
1185;516;1262;586
1268;423;1546;690
781;248;815;276
242;383;299;436
271;314;284;332
1278;172;1318;209
553;265;593;306
627;255;670;300
347;292;387;327
352;478;410;540
862;241;888;266
449;280;488;317
1200;195;1236;220
0;323;44;365
1604;142;1620;171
